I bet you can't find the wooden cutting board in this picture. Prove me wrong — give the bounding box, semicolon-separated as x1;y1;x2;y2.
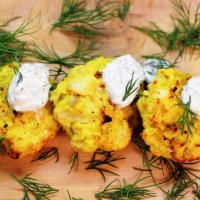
1;0;200;199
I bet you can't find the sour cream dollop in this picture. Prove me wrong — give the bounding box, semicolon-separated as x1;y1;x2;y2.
142;58;170;84
181;76;200;118
102;54;145;107
8;63;51;112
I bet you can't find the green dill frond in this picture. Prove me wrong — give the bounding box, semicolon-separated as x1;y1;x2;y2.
122;71;138;101
0;16;21;28
0;28;26;66
51;0;117;38
50;82;58;91
132;138;200;199
84;149;125;182
10;172;59;199
31;147;59;163
28;37;98;69
27;38;99;80
132;139;165;172
164;159;200;183
0;12;40;66
166;177;198;200
95;176;156;200
174;95;198;141
116;0;131;21
132;0;200;62
68;152;79;174
164;159;200;199
193;186;200;199
132;21;171;53
50;65;68;80
13;65;23;86
132;139;151;166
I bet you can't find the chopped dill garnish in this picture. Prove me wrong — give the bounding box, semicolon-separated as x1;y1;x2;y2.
132;0;200;62
117;0;131;21
174;95;198;141
84;149;125;182
13;65;23;86
10;172;59;199
68;152;79;174
51;0;117;38
122;71;138;101
95;176;156;200
31;147;59;163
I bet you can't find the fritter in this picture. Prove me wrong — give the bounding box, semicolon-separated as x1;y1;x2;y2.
0;63;60;159
136;68;200;163
50;57;140;152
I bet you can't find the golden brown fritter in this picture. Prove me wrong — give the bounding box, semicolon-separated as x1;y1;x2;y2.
50;57;140;152
0;63;60;159
136;68;200;163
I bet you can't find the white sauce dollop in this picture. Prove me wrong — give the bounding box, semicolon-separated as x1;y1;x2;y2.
142;58;170;84
8;63;51;112
181;76;200;118
102;54;145;107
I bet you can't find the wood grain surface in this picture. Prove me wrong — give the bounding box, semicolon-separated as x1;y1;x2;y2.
1;0;200;199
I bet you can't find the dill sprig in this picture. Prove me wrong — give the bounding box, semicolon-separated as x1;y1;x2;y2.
51;0;117;38
0;16;21;28
0;13;40;66
28;38;98;80
68;152;79;174
10;172;59;199
164;158;200;183
84;149;125;182
132;21;173;56
31;147;59;163
0;30;25;66
95;176;156;200
193;187;200;199
50;65;68;80
166;177;198;200
132;139;150;166
132;139;200;199
117;0;131;21
132;139;168;193
13;65;24;86
142;54;175;68
50;82;58;91
174;95;198;141
132;0;200;62
122;71;138;101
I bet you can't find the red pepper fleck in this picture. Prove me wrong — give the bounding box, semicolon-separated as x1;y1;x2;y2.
94;71;102;78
